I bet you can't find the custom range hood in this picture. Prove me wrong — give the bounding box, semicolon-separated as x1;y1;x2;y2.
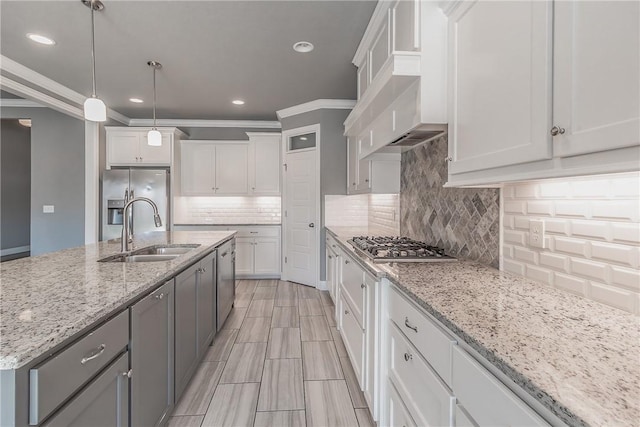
344;1;448;158
387;123;447;149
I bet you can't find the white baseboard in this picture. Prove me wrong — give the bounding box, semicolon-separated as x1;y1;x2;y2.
0;245;30;256
317;280;328;291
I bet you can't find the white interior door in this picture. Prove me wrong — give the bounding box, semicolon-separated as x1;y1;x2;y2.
284;146;318;287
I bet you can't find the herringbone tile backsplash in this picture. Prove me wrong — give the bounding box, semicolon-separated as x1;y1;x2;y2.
400;136;500;267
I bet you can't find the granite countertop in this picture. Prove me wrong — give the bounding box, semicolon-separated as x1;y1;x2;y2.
0;231;235;370
326;226;640;427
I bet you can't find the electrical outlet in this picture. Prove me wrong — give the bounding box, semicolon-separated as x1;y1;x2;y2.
43;205;55;214
529;219;545;249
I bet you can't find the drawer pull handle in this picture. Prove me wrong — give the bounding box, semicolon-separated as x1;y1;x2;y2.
122;369;132;378
404;317;418;333
328;255;333;259
81;344;106;365
155;292;164;300
404;352;413;361
344;310;349;315
250;231;258;234
345;260;350;265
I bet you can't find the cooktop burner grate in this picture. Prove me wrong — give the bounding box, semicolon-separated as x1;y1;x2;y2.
347;236;457;263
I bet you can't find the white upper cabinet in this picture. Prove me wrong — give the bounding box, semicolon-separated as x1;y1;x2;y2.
447;0;553;175
181;141;248;196
552;1;640;158
215;144;249;195
444;0;640;186
181;135;281;197
106;127;180;168
247;132;281;195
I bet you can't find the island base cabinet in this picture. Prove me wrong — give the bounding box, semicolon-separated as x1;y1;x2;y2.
197;252;217;354
174;266;199;401
388;381;417;427
130;281;174;427
43;352;129;427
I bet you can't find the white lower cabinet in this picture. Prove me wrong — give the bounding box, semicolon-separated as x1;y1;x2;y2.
340;295;365;386
388;380;417;427
388;324;454;427
455;404;478;427
234;227;281;278
451;346;549;426
235;238;255;276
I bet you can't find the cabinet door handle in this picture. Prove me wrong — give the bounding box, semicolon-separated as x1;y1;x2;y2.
345;260;350;265
360;283;365;289
550;126;566;136
344;309;349;315
404;352;413;361
221;251;228;257
140;157;143;161
154;292;165;300
445;156;452;162
81;344;106;364
122;369;132;378
404;317;418;333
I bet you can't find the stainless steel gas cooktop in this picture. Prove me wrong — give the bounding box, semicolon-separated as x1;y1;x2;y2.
347;236;457;263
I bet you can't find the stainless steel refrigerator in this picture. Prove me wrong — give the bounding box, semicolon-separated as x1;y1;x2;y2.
101;169;170;241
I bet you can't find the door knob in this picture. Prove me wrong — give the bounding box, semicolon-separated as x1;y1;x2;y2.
550;126;566;136
309;223;315;228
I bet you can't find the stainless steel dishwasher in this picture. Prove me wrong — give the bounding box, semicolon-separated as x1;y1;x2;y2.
216;239;235;330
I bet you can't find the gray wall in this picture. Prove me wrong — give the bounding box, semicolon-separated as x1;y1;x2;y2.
0;119;31;251
1;107;85;255
281;108;350;281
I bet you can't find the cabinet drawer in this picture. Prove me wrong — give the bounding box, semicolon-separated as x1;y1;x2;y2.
341;255;365;328
388;381;417;427
452;346;549;426
43;351;129;427
389;286;455;386
340;296;365;387
233;226;280;238
389;324;454;427
30;310;129;425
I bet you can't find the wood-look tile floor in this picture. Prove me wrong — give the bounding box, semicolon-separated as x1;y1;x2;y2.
168;280;375;427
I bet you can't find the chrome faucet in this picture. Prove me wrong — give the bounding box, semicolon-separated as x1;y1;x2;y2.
121;197;163;252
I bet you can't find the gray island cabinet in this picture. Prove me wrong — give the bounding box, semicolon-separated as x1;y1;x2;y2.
0;231;235;427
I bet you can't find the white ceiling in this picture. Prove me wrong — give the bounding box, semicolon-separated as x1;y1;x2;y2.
0;0;376;120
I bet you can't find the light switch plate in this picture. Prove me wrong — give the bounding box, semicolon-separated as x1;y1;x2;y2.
43;205;55;213
529;219;545;249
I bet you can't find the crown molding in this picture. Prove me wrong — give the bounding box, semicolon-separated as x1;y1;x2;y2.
245;132;282;138
276;99;356;120
0;55;129;124
0;98;44;108
1;76;84;119
127;118;281;129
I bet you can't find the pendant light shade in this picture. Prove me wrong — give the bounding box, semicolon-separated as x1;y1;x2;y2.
147;129;162;146
147;60;163;146
84;97;106;122
83;0;106;122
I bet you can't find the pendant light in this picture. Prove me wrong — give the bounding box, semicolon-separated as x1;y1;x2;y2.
82;0;106;122
147;61;162;146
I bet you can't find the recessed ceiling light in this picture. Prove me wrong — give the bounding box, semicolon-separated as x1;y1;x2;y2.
18;119;32;127
129;98;144;103
293;41;314;53
26;33;56;46
232;99;245;105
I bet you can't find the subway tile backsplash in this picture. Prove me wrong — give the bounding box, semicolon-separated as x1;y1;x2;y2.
173;196;281;225
324;194;400;235
502;172;640;314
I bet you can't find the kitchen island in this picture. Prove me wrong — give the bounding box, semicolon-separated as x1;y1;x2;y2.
327;226;640;427
0;230;235;426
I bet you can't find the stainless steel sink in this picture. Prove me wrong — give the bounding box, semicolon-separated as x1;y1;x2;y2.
133;245;199;256
98;244;200;263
